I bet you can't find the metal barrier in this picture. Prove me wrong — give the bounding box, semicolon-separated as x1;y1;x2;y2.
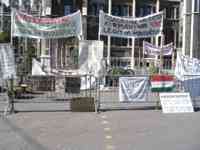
0;75;99;114
97;74;200;111
181;75;200;108
2;74;200;114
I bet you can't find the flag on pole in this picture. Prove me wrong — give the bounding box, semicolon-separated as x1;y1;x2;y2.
151;75;175;92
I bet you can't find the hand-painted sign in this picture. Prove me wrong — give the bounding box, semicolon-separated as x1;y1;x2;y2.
119;77;149;102
175;52;200;81
143;41;173;56
99;10;163;38
12;10;82;39
160;93;194;113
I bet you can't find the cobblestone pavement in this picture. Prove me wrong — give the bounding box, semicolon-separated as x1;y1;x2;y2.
1;110;200;150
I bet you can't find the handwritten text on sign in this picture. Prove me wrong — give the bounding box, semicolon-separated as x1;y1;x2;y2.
99;10;163;38
160;93;194;113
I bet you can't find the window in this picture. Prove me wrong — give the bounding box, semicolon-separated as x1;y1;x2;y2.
194;0;200;12
64;5;71;15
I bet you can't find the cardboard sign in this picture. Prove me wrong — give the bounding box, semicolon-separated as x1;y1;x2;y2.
160;93;194;113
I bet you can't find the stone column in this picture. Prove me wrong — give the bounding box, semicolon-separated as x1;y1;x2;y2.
82;0;88;40
131;0;136;69
107;0;112;67
190;0;195;58
156;0;160;47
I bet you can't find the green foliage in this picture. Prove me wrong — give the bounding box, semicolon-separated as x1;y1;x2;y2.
25;46;36;74
149;64;159;75
108;68;134;76
0;32;10;43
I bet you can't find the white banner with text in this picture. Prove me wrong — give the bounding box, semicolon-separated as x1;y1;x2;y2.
99;11;163;38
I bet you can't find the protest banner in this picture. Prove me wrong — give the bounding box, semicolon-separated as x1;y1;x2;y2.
175;52;200;81
99;10;163;38
175;52;200;97
12;10;82;39
119;77;149;102
143;41;173;56
0;44;16;79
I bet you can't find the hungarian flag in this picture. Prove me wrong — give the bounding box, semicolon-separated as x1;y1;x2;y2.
151;75;175;92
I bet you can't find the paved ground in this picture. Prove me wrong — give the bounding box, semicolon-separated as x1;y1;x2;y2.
1;110;200;150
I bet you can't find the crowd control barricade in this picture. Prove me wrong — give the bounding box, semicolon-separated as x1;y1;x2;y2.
9;74;99;113
181;75;200;108
97;75;156;111
97;74;200;112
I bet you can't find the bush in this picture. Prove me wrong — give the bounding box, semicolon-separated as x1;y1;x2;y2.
149;64;159;75
0;32;10;43
108;68;134;76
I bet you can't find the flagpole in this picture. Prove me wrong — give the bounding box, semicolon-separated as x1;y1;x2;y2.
0;0;3;33
159;33;164;74
142;41;145;72
10;9;13;46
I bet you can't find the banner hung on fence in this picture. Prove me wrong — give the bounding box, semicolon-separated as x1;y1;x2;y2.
0;44;16;79
119;77;149;102
143;41;173;56
175;52;200;81
151;75;175;92
12;10;82;39
99;10;163;38
175;52;200;97
79;40;105;77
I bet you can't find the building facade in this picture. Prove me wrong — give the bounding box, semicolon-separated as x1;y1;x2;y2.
50;0;181;70
0;0;182;73
182;0;200;58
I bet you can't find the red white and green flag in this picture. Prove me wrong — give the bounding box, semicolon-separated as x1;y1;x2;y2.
12;10;82;39
151;75;175;92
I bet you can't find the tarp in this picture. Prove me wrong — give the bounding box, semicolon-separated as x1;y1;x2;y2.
143;41;173;56
79;40;105;78
119;77;149;102
99;10;163;38
12;10;82;39
31;58;46;76
0;44;16;79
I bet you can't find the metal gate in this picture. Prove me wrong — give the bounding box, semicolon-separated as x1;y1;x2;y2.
0;75;99;114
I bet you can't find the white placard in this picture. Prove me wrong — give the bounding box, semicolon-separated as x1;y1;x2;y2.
160;93;194;113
